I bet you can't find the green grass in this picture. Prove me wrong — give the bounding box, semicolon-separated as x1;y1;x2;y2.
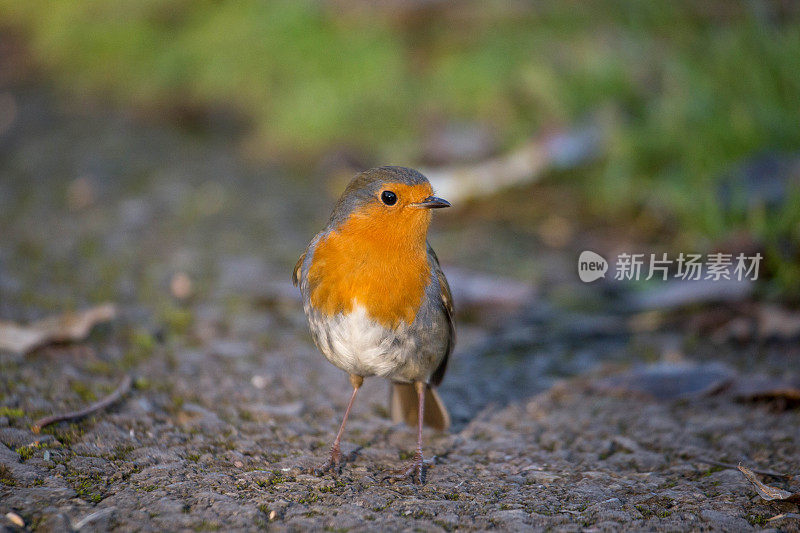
0;407;25;419
2;1;799;294
4;2;796;157
15;442;49;461
68;472;106;503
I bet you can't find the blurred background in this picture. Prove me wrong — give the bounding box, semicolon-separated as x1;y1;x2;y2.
2;0;799;301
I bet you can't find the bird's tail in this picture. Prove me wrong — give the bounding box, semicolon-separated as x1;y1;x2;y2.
390;382;450;431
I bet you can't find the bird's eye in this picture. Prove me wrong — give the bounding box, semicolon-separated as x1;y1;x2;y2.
380;190;397;206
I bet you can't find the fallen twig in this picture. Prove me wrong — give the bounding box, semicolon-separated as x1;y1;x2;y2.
696;458;789;478
31;375;132;433
72;507;116;530
768;513;800;522
423;125;603;204
738;464;800;503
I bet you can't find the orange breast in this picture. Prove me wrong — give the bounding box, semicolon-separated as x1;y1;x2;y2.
307;202;432;329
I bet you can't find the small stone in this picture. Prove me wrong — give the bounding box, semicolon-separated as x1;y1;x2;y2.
234;461;243;468
269;510;277;521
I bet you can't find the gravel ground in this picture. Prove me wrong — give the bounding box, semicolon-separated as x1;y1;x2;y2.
1;80;799;531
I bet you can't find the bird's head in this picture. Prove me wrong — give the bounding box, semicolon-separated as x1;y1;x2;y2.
328;166;450;247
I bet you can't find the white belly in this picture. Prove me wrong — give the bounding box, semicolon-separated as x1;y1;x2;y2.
307;304;423;380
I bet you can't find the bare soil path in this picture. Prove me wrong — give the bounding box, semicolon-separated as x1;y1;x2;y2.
1;84;798;532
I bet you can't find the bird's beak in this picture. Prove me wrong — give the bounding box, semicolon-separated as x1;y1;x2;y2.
410;196;451;209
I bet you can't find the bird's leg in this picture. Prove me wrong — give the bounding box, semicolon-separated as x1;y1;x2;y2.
315;374;363;475
393;381;427;483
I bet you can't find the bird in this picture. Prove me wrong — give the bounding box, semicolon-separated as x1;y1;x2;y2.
293;166;454;483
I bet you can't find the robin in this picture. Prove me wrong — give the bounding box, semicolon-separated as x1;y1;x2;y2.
293;166;454;483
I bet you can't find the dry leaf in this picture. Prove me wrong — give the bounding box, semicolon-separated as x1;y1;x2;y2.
738;465;800;503
0;303;116;355
0;322;43;354
5;512;24;527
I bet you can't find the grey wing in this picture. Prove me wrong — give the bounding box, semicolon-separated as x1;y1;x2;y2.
427;243;454;386
293;232;323;294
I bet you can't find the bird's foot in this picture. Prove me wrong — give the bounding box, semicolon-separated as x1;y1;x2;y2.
313;445;341;476
389;453;429;484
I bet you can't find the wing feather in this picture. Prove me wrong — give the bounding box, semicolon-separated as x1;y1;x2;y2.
292;252;306;287
427;243;454;386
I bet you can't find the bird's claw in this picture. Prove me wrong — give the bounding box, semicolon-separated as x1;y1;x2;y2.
312;446;341;476
389;453;429;484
